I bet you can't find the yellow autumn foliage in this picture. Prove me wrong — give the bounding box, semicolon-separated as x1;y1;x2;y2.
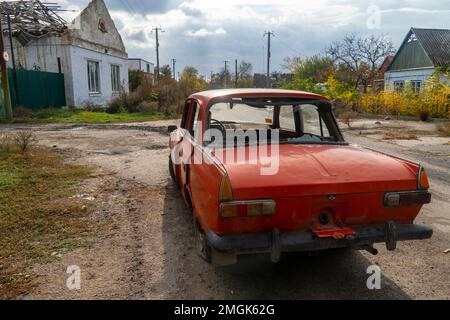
358;72;450;118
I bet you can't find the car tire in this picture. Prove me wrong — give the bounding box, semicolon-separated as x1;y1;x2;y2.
194;220;211;263
194;219;238;266
169;157;176;184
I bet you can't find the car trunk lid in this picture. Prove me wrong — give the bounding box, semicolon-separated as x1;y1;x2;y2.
213;144;418;199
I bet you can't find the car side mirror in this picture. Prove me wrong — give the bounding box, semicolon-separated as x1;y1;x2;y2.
168;125;178;133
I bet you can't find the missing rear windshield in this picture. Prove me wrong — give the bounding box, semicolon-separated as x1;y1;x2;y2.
202;98;346;148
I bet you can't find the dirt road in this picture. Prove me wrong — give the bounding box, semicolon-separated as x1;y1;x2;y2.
2;119;449;300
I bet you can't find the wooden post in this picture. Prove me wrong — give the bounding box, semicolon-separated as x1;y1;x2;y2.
0;16;12;121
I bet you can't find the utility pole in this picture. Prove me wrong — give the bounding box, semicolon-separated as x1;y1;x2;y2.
152;27;164;84
235;59;238;88
0;15;12;121
223;60;229;88
7;13;19;106
264;31;274;88
172;58;176;80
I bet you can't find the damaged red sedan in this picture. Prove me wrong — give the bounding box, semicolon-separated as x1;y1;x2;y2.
168;89;432;266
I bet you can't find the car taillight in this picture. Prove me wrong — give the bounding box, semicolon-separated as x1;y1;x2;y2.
219;174;234;202
220;200;276;218
418;167;429;190
384;191;431;207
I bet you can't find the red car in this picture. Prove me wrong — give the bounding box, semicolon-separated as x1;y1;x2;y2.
168;89;432;266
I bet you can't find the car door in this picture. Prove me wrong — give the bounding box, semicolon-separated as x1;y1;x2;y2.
178;99;200;202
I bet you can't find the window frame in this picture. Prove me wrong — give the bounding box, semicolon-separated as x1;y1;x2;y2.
111;64;121;93
204;98;346;146
394;80;405;93
410;80;422;94
87;60;101;94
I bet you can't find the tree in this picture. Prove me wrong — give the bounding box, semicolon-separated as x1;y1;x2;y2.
180;66;207;92
281;55;303;73
236;61;253;88
208;68;231;89
326;34;395;91
128;70;145;91
294;55;334;83
358;34;395;73
159;64;172;80
238;61;252;79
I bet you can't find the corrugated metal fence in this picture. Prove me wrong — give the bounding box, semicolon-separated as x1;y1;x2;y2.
1;68;66;110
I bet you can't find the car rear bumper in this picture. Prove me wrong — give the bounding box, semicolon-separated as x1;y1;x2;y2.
206;223;433;261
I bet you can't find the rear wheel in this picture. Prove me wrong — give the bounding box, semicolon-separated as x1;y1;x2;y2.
194;220;211;263
194;219;237;266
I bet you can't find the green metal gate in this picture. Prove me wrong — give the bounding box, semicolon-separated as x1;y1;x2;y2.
1;68;66;110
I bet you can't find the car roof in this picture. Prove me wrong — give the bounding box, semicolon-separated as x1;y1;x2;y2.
189;88;330;108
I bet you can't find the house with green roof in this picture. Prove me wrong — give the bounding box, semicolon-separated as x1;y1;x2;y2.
385;28;450;93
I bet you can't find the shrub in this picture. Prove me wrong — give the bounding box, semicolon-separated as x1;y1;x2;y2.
14;130;38;153
12;106;32;119
34;108;60;119
107;91;140;113
358;72;449;119
137;101;158;113
129;70;145;92
339;110;358;128
419;110;430;122
0;133;14;153
83;100;104;112
437;123;450;137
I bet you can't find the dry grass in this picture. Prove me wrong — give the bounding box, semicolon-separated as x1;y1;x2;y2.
0;147;95;299
13;130;38;153
383;129;418;140
437;123;450;137
339;110;358;128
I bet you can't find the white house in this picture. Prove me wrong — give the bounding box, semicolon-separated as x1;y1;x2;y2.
385;28;450;93
4;0;129;107
128;58;155;74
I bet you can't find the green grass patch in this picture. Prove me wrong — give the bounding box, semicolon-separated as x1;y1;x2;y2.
0;148;96;299
6;108;178;125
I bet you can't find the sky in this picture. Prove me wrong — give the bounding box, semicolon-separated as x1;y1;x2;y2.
58;0;450;77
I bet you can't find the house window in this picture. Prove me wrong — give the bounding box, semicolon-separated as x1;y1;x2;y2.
394;81;405;92
111;65;121;92
146;64;150;73
410;80;422;94
87;60;100;93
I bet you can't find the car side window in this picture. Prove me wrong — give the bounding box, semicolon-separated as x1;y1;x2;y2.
300;104;330;137
278;105;296;131
180;102;190;129
192;102;201;141
183;100;200;139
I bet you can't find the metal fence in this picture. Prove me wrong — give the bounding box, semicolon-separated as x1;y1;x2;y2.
1;68;66;110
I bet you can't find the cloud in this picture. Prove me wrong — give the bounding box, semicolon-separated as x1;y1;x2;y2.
178;2;203;17
40;0;450;76
185;28;227;37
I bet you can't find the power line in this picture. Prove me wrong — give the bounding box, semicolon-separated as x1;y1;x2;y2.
223;60;229;88
172;58;176;80
121;0;138;15
264;31;274;88
152;27;164;83
235;59;238;87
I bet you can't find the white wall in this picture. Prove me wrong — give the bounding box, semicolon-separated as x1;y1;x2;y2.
4;36;76;107
384;68;436;90
70;46;129;107
128;59;154;74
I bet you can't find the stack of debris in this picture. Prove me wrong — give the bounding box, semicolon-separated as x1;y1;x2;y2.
0;0;68;45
